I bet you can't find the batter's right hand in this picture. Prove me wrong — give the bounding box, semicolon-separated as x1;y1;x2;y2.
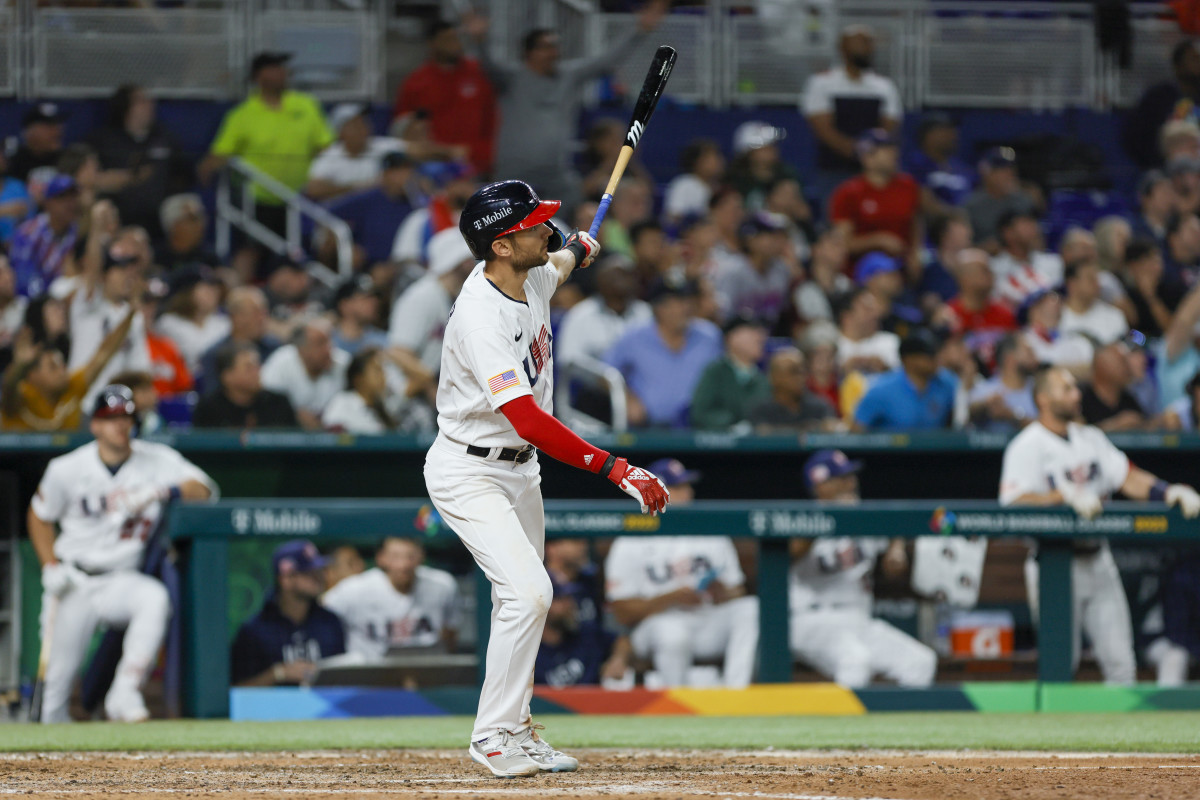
1064;487;1103;520
605;457;670;515
41;562;82;598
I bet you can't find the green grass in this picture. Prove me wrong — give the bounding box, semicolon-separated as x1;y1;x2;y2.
4;712;1200;753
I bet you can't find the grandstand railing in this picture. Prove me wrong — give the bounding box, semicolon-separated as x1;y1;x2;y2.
169;498;1196;718
554;355;630;433
214;157;354;278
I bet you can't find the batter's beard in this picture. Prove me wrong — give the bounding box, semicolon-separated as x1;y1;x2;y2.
512;247;548;272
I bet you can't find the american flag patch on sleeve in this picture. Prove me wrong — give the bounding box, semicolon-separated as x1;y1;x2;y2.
487;369;520;394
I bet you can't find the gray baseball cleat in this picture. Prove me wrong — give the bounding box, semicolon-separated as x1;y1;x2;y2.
514;723;579;772
468;730;541;778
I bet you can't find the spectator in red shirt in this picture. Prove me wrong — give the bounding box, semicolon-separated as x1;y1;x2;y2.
393;20;496;176
947;247;1017;360
830;129;921;278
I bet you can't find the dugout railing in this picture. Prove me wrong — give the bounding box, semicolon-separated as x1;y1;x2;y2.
167;499;1197;719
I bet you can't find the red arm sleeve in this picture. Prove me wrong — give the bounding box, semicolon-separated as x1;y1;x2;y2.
499;395;610;474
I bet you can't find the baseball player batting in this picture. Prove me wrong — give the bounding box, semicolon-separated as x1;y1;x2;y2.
424;180;669;778
28;385;218;722
1001;366;1200;684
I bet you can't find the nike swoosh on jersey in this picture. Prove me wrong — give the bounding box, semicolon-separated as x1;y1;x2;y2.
514;331;523;341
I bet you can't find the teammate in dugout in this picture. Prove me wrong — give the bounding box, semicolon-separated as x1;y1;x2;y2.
790;450;936;688
29;385;218;722
1001;366;1200;684
423;180;669;778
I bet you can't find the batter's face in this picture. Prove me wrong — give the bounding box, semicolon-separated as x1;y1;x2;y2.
505;224;552;271
814;473;860;503
90;415;134;453
1040;368;1083;422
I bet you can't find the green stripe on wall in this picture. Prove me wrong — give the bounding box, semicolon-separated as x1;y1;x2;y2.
961;682;1039;712
1040;684;1200;712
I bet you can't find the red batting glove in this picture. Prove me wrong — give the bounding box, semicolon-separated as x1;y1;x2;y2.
603;457;670;515
563;229;601;269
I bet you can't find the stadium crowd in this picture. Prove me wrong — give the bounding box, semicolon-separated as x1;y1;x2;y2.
2;14;1200;440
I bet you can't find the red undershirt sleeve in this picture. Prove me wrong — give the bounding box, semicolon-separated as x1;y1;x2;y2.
499;395;610;474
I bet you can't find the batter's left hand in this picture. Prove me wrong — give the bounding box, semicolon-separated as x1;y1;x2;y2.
605;457;670;515
563;229;600;270
1167;484;1200;519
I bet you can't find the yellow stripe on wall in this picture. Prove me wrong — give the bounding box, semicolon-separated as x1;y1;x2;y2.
667;684;867;716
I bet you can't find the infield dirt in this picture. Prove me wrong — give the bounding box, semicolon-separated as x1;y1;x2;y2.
2;749;1197;799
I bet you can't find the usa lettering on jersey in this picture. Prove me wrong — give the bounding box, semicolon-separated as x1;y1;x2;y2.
645;555;715;585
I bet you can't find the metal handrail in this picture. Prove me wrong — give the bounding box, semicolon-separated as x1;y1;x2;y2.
555;354;629;433
214;157;354;277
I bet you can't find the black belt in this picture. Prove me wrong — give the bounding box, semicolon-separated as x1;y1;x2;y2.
465;444;535;463
69;562;110;577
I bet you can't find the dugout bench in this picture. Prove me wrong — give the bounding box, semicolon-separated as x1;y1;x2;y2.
169;499;1196;719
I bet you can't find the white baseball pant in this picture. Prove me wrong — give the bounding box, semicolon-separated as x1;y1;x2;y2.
424;436;550;741
1025;543;1136;685
629;596;759;688
790;608;936;688
39;571;170;723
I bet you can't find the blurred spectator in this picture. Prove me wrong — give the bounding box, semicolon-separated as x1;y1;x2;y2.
8;103;65;184
1163;371;1200;430
748;347;836;432
834;286;899;374
1081;341;1148;431
605;459;758;688
670;214;721;290
663;138;726;224
325;151;417;271
630;220;673;289
763;176;814;256
1020;288;1094;375
1155;283;1200;407
231;540;345;687
989;210;1063;307
690;313;770;431
321;347;398;434
1060;258;1128;345
69;236;152;411
1127;335;1161;417
963;147;1037;249
937;331;976;428
729;122;809;219
709;187;749;274
906;113;972;218
109;369;161;434
1150;554;1200;686
1092;216;1135;317
153;194;220;275
558;254;651;368
792;226;852;324
790;450;936;687
946;248;1017;344
192;341;297;429
1132;170;1174;247
536;538;630;687
390;161;477;269
263;259;326;339
199;52;333;271
830;129;920;273
197;286;282;393
55;144;100;227
604;277;723;428
600;177;654;259
0;258;26;349
855;251;921;336
89;84;188;238
305;104;404;202
392;20;495;175
139;279;194;399
389;227;475;375
261;316;350;430
463;2;666;213
968;333;1036;430
22;294;69;360
1163;211;1200;287
800;320;842;413
802;26;903;195
0;151;31;246
155;265;230;373
323;537;460;658
1168;155;1200;215
715;211;793;326
853;328;957;431
1123;238;1183;337
331;274;387;355
1124;41;1200;169
581;117;655;201
1160;118;1200;163
918;212;972;307
10;175;80;297
0;305;136;431
323;546;366;592
1058;226;1098;266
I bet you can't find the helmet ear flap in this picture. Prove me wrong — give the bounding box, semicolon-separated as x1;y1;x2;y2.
545;221;566;252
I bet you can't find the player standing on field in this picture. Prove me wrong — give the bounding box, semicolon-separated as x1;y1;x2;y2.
29;385;219;722
424;180;669;778
1000;366;1200;684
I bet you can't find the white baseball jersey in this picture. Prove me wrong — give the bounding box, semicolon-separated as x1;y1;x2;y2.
435;261;556;448
999;420;1130;505
605;536;745;601
322;566;461;658
789;536;888;613
68;289;151;411
31;440;218;573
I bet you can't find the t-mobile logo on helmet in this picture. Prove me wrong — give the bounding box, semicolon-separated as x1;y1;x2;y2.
473;206;514;230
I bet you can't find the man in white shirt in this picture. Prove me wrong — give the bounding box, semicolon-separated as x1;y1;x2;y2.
1060;258;1129;345
389;227;475;374
557;254;652;367
322;536;461;658
1000;366;1200;684
260;316;349;429
990;210;1064;308
305;104;405;202
1019;288;1094;376
834;286;899;374
802;25;903;195
662;139;725;225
